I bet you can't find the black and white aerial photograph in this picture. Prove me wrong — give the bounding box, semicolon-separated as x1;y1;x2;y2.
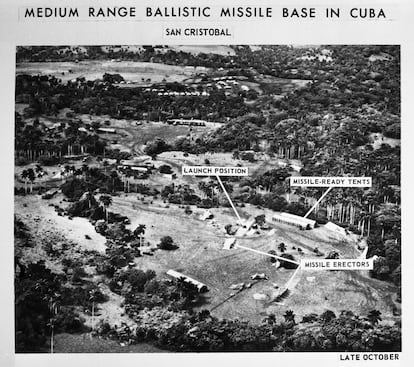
14;45;401;353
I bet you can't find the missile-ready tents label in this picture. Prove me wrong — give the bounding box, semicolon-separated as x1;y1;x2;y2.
290;176;372;187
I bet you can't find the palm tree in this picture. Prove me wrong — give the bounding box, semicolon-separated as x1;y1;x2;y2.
283;310;296;324
278;242;287;253
84;191;94;209
96;156;103;168
133;224;146;247
20;169;29;194
81;164;89;180
110;171;118;192
103;160;109;174
35;164;47;189
45;292;61;353
99;194;112;222
367;310;382;325
89;288;100;335
27;168;36;193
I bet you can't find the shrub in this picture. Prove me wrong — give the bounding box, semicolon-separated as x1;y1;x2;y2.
301;313;319;323
268;250;277;263
55;307;85;333
157;236;178;250
159;164;173;174
279;253;298;269
72;266;87;283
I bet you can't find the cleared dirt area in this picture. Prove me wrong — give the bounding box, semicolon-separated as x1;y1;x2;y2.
15;195;107;254
73;115;220;154
370;132;400;149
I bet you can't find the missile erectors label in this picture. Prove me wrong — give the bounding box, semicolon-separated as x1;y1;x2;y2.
301;259;374;270
290;176;372;187
182;166;249;176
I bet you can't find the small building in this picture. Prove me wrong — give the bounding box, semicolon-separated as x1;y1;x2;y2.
251;273;268;280
119;158;153;169
162;173;177;180
223;237;236;250
235;217;256;237
241;217;256;229
325;221;348;236
98;127;116;134
166;269;208;293
166;118;206;127
130;166;149;173
117;165;149;174
272;212;316;230
200;210;214;221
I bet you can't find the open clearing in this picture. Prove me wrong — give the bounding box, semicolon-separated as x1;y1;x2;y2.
14;137;399;326
107;194;399;324
168;45;236;56
370;132;400;149
72;115;221;154
15;195;107;254
17;192;397;325
16;60;207;84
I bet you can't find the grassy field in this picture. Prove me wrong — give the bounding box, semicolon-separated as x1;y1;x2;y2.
15;180;399;335
16;60;205;84
14;137;400;327
108;195;399;323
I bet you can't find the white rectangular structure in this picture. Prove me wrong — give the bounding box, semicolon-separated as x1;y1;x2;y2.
223;238;236;250
325;221;348;236
272;212;316;230
166;269;208;292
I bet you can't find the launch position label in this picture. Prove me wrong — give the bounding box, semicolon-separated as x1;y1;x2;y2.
301;259;374;270
182;166;248;176
290;176;372;187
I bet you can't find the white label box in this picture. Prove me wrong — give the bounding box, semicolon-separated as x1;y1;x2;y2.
182;166;249;176
290;176;372;187
301;259;374;270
